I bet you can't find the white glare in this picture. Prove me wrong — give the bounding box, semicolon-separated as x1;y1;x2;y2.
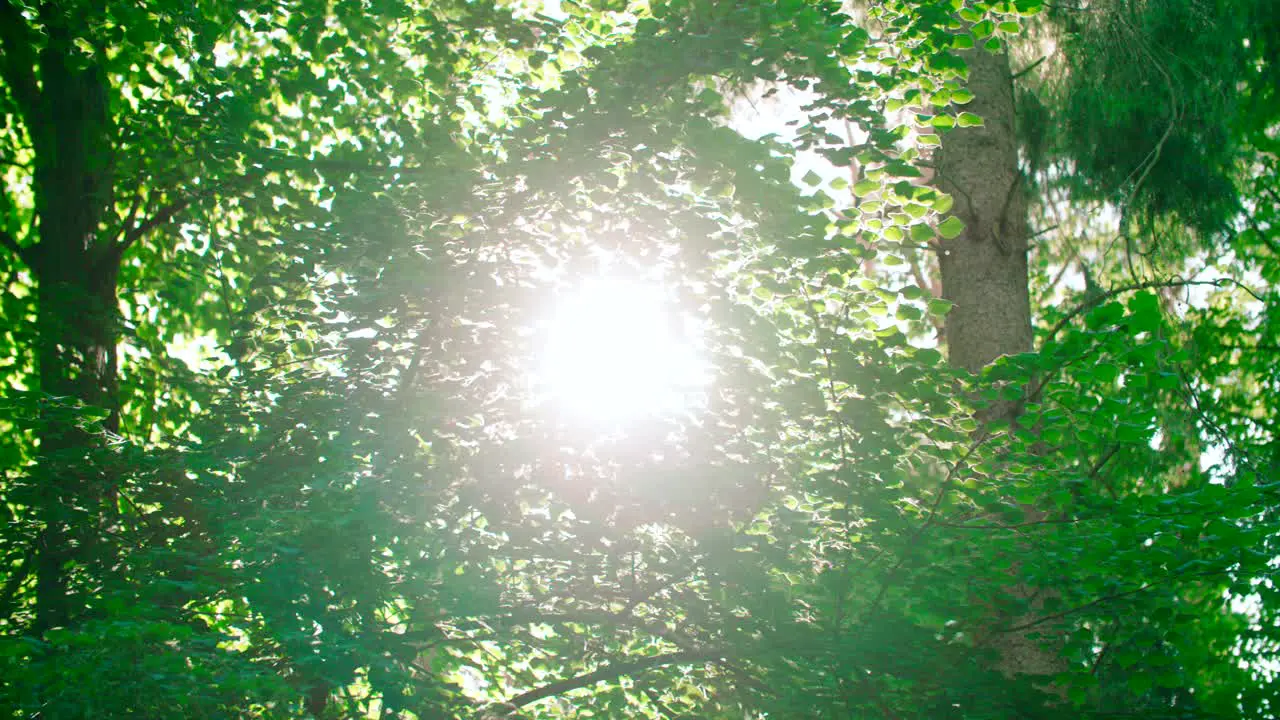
535;278;709;423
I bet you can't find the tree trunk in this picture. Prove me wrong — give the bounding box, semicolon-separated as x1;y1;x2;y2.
26;17;119;633
934;47;1066;683
936;49;1033;381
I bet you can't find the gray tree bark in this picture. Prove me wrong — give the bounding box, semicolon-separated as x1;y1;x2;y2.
934;46;1066;685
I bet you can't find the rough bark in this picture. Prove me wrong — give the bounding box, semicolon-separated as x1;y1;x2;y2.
934;47;1066;683
935;49;1033;380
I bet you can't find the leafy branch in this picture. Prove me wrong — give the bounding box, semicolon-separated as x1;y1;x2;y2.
502;650;719;710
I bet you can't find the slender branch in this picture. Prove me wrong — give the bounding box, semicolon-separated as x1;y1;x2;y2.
1090;620;1121;677
858;431;998;620
109;190;146;249
1041;233;1080;301
1244;221;1280;257
118;195;194;254
1041;278;1224;346
504;651;717;709
1011;55;1046;81
255;349;346;373
1216;342;1280;353
642;686;682;718
395;334;428;406
1027;223;1059;241
1000;568;1245;634
116;170;267;257
936;516;1090;531
1117;26;1179;216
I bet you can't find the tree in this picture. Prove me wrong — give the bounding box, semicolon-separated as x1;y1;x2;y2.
0;0;543;713
1;0;1278;717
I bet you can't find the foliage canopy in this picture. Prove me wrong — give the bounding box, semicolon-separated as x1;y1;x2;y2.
0;0;1277;718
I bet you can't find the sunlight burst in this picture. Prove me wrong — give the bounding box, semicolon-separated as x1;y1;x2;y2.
534;278;710;423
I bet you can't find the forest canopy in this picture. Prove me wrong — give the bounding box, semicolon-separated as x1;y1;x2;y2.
0;0;1278;718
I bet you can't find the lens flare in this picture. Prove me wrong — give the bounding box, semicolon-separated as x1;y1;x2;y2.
534;278;709;423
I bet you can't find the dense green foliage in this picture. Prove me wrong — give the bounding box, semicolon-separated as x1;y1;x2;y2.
0;0;1277;717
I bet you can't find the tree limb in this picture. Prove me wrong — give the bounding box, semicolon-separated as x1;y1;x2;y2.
504;651;717;709
1041;278;1226;346
1011;55;1046;81
998;568;1238;634
109;190;146;249
1041;233;1080;301
115;170;272;258
117;196;194;254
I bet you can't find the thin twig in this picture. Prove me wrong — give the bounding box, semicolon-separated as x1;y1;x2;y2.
118;196;194;254
1011;55;1046;81
109;190;146;249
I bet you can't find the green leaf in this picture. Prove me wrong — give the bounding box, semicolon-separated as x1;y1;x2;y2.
937;216;965;239
1129;673;1153;696
956;112;984;127
896;304;922;320
928;298;955;316
1086;301;1126;329
853;179;880;197
1126;290;1163;331
910;223;935;243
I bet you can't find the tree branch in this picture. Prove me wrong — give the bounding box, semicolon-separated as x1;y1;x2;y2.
109;190;146;249
504;651;717;709
116;170;271;258
1041;278;1225;346
1011;55;1046;81
118;196;194;254
999;568;1243;634
1041;234;1080;302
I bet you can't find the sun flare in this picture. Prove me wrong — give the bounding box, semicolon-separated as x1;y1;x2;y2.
534;278;710;423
